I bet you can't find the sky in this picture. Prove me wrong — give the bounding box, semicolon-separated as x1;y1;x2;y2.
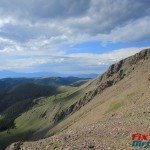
0;0;150;75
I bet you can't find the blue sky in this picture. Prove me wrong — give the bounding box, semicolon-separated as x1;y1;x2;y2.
64;41;150;54
0;0;149;76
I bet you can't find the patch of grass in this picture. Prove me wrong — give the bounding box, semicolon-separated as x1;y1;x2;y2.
106;101;123;114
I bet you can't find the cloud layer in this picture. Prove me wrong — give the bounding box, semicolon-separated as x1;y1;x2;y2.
0;0;149;73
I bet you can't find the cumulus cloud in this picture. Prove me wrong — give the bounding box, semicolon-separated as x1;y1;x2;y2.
0;0;150;43
0;0;149;73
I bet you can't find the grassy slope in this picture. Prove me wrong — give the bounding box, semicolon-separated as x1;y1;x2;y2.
0;85;84;149
18;49;150;149
0;96;51;149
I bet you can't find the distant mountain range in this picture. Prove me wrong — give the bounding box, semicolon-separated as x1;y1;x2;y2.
0;70;98;79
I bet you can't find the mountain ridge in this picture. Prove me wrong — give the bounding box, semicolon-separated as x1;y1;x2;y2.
0;71;98;79
52;48;150;125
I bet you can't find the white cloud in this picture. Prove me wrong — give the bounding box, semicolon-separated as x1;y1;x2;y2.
0;17;14;28
0;0;149;73
0;46;147;73
100;17;150;42
66;47;145;66
0;0;150;44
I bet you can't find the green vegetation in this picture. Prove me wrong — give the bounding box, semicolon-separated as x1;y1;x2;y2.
0;82;83;149
0;95;54;149
106;101;124;114
0;76;88;149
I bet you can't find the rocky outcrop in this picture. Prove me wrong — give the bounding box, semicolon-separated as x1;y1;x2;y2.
53;77;115;124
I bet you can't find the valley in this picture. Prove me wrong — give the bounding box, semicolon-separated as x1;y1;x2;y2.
0;77;88;149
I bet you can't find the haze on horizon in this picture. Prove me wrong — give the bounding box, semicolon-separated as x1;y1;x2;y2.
0;0;150;77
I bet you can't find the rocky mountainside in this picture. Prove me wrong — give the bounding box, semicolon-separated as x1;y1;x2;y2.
53;48;150;124
6;48;150;150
